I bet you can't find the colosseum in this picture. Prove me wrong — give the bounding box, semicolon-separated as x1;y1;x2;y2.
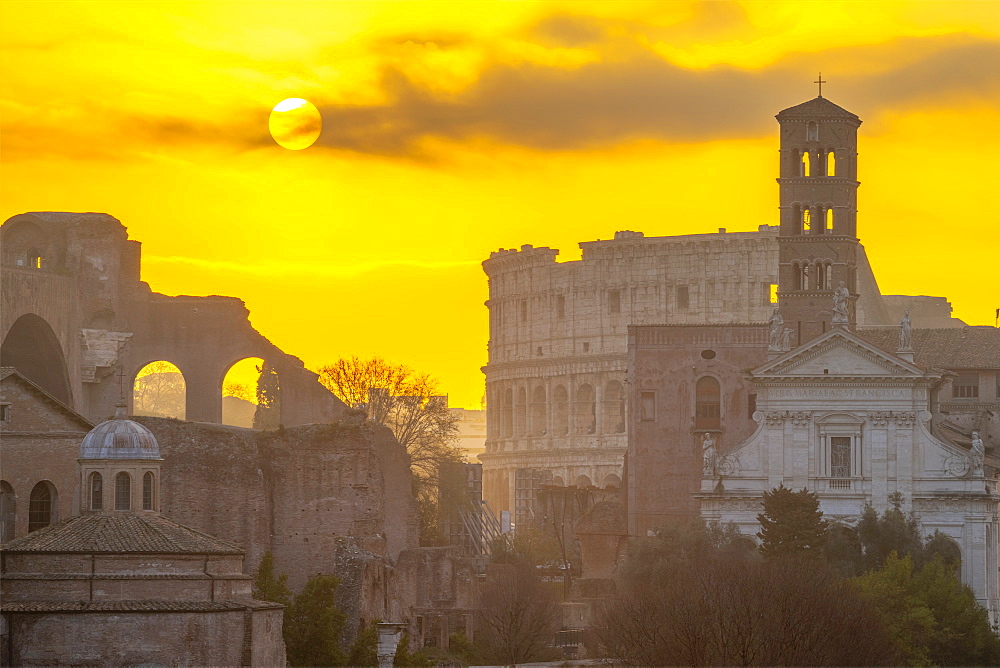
480;226;912;520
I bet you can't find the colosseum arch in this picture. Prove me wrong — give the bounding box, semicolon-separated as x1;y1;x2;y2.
553;385;569;436
529;385;546;436
1;314;72;406
1;218;54;269
574;384;596;435
603;380;625;434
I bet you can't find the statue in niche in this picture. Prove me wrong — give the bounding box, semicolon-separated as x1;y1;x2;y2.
971;431;985;476
768;308;784;350
899;309;912;350
832;281;849;323
702;432;717;475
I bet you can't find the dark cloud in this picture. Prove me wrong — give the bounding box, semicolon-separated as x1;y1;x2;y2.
531;14;608;47
310;34;1000;157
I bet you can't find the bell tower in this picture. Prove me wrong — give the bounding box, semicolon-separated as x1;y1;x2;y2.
775;87;862;345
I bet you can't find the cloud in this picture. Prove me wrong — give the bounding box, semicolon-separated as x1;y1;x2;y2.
308;34;1000;156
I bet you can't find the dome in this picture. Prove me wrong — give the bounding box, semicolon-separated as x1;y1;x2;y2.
80;408;160;460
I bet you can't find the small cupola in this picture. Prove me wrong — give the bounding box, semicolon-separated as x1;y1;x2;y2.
78;400;162;514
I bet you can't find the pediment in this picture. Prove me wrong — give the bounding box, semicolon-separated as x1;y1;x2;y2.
0;369;93;432
755;329;923;378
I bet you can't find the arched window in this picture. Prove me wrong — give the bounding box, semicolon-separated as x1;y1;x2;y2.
28;481;56;532
115;472;131;511
815;262;826;290
695;377;721;430
827;150;836;176
502;388;513;438
553;385;569;436
221;357;265;428
603;381;625;434
143;472;154;511
602;473;622;489
825;264;833;289
802;263;811;290
575;475;593;488
90;472;103;511
802;207;811;233
791;204;801;234
1;481;15;542
574;384;596;435
800;150;811;177
826;208;834;233
529;386;546;436
27;248;43;269
807;122;819;142
515;387;527;436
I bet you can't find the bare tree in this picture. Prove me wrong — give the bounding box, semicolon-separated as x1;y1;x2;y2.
317;356;462;480
318;357;463;544
133;361;185;419
476;562;561;665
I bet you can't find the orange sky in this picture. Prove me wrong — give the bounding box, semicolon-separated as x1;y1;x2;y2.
2;1;998;408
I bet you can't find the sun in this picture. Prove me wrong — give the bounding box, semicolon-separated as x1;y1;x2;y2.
268;98;322;150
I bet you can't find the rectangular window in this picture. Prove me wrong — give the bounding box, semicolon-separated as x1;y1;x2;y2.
676;286;689;310
831;437;851;478
556;295;565;319
640;392;656;421
769;284;778;304
582;342;590;353
0;404;9;421
953;374;979;399
609;290;621;314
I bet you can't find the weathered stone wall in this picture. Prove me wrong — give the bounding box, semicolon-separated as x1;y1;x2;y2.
4;609;277;667
0;373;92;538
135;414;419;591
626;324;769;537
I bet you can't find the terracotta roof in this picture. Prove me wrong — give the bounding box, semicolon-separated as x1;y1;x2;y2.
0;600;282;613
858;327;1000;370
0;513;243;554
776;96;860;121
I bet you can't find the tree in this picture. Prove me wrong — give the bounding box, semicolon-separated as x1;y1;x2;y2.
317;356;463;544
253;361;281;429
252;552;292;607
475;561;561;665
599;520;896;666
284;574;347;667
224;381;254;403
757;484;829;558
132;361;185;419
857;493;924;571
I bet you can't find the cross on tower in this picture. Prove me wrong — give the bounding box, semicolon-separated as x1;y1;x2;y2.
814;72;827;98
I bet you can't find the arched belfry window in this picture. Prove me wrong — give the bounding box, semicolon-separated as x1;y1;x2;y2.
800;151;811;177
802;207;812;233
695;376;721;430
143;472;155;511
115;472;131;511
827;150;836;176
826;208;834;233
90;472;103;511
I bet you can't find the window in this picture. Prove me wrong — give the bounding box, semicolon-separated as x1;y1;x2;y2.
556;295;565;319
1;481;16;542
143;472;154;511
582;342;590;353
807;122;819;142
90;472;103;511
603;381;625;433
574;384;596;435
953;374;979;399
801;150;811;176
609;290;621;314
768;284;778;305
519;300;527;323
0;404;9;421
827;150;836;176
115;472;131;511
553;385;569;436
695;376;721;429
640;392;656;421
831;437;852;477
676;286;689;310
825;208;834;233
28;482;54;532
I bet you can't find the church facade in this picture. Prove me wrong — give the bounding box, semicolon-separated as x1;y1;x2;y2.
626;94;1000;615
